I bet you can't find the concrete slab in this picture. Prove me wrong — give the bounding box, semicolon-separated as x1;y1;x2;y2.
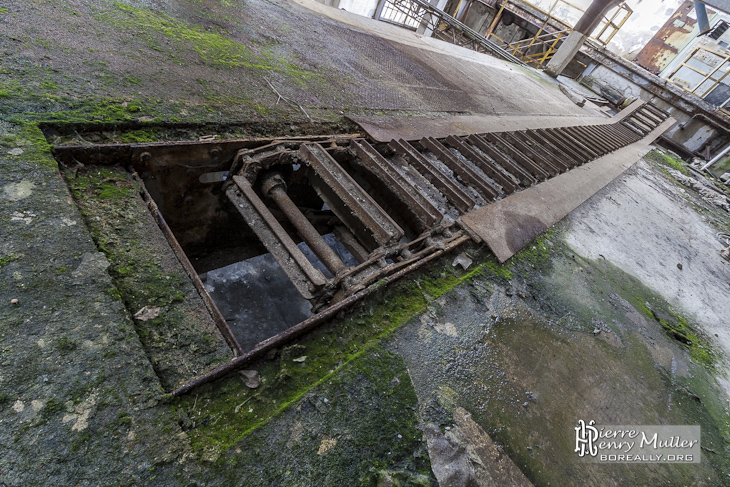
460;118;676;262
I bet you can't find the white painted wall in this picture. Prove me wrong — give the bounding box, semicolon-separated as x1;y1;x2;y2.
337;0;380;18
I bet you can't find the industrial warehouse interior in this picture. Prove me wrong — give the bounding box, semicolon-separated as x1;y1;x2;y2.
1;0;730;485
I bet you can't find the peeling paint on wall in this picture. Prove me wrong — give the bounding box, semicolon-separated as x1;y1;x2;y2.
634;1;698;74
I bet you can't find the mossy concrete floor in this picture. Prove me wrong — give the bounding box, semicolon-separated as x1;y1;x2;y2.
1;0;730;485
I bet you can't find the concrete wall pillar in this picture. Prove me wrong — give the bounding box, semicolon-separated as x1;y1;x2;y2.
545;0;621;77
545;31;588;78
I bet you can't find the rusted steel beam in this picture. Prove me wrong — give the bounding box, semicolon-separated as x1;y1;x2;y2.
132;172;244;356
467;134;536;186
299;143;404;251
584;125;624;150
500;132;560;177
228;176;327;300
636;108;664;125
622;120;649;136
509;131;570;173
420;137;500;201
610;124;642;144
534;128;589;163
389;139;475;213
641;103;670;120
482;133;550;180
632;111;661;129
625;117;654;133
522;130;582;169
562;127;603;158
333;225;369;264
547;129;598;160
261;172;347;276
349;139;442;231
444;135;520;193
569;126;615;154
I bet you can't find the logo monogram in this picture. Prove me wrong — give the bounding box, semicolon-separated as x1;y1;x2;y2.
575;419;599;457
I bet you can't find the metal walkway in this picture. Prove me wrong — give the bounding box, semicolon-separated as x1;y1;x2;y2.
222;102;672;310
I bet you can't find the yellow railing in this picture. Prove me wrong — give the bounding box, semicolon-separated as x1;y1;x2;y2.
501;28;571;68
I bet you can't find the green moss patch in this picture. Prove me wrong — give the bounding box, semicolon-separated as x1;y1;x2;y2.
199;345;435;485
63;165;232;391
645;149;689;175
97;2;312;84
172;247;493;457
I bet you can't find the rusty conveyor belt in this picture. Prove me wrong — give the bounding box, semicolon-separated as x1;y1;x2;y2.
223;102;672;311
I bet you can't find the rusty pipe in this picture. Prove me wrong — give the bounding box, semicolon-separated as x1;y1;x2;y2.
261;172;347;275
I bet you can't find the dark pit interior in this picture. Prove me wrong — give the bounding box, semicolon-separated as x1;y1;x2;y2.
51;123;434;354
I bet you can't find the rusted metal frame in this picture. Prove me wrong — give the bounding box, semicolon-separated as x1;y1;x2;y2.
540;128;594;162
444;135;520;192
171;233;470;397
352;233;470;292
622;119;650;136
499;132;560;176
466;134;536;186
389;139;475;213
609;124;643;144
625;115;654;132
584;124;625;151
299;144;404;251
558;128;602;159
508;131;570;172
523;129;584;169
420;137;500;201
228;176;327;300
635;108;663;125
171;289;370;396
631;111;660;129
131;172;244;356
349;139;442;230
620;120;647;137
482;133;550;181
640;103;669;120
261;173;347;276
568;126;615;154
562;127;606;157
333;226;369;264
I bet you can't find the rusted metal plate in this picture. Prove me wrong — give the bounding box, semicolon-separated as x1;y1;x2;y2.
299;143;404;251
634;0;697;75
228;176;327;299
460;118;676;262
348;114;614;143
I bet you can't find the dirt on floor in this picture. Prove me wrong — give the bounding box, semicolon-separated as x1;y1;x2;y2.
2;0;730;485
